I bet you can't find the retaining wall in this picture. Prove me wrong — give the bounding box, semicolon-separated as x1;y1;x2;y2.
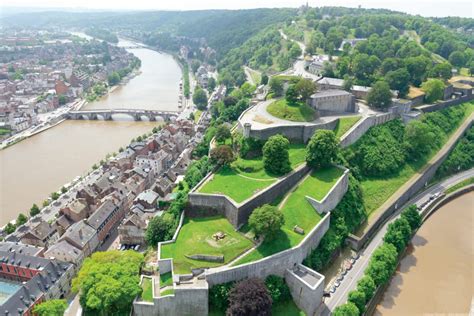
205;212;330;286
188;164;311;228
306;167;349;214
416;94;474;113
340;112;397;148
348;117;473;251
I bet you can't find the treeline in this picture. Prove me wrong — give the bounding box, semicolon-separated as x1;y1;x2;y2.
334;205;421;315
85;27;119;43
107;57;141;86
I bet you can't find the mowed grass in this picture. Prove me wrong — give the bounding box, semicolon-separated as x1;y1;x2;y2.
233;166;343;265
334;116;361;139
159;272;173;288
198;144;306;203
160;216;254;274
140;277;153;302
267;99;316;122
273;300;306;316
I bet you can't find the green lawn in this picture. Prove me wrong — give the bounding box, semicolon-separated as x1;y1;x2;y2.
159;272;173;288
198;144;306;203
233;166;343;265
194;110;202;123
160;216;254;274
0;128;11;136
334;116;361;139
160;288;175;296
247;68;262;85
267;99;316;122
273;300;306;316
140;277;153;302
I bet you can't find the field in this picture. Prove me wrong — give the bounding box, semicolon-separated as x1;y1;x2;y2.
198;144;306;203
233;166;343;265
334;116;361;139
160;216;254;274
267;99;316;122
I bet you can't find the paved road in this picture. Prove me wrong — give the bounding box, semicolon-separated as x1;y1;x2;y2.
321;168;474;315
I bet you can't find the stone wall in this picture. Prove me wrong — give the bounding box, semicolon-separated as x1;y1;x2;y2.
205;212;330;286
188;164;311;228
340;112;397;148
416;94;474;113
348;117;473;251
306;167;349;214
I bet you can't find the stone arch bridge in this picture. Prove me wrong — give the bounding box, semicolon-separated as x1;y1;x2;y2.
67;109;179;121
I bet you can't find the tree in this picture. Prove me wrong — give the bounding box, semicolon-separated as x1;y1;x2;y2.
261;73;269;85
289;43;302;59
401;205;422;231
191;60;201;73
333;302;359;316
72;251;143;315
107;72;120;86
262;134;291;175
366;259;392;287
385;68;410;97
226;278;272;316
348;290;366;314
215;124;231;143
17;213;27;226
294;78;317;101
30;203;40;217
430;62;453;80
249;204;284;240
265;275;291;303
343;76;354;92
58;94;67;105
357;275;376;303
404;120;436;159
421;79;445;103
207;77;217;92
367;81;392;109
366;243;398;286
448;51;466;68
210;145;235;166
384;217;412;253
306;130;339;169
145;213;174;246
193;87;208;110
33;299;68;316
285;85;298;105
4;223;16;235
209;282;234;312
269;77;284;96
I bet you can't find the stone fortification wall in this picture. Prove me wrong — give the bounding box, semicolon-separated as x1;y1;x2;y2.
416;94;473;113
306;167;349;214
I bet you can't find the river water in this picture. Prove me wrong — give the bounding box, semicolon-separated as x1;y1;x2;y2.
375;192;473;315
0;38;181;226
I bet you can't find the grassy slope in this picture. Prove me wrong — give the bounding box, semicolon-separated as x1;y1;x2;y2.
445;177;474;194
199;144;306;203
159;272;173;288
334;116;361;139
160;216;254;274
267;99;316;122
233;166;343;265
273;300;306;316
140;278;153;302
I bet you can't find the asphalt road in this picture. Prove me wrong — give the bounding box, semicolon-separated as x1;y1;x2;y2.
321;168;474;315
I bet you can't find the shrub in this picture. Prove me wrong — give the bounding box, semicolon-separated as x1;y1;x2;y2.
209;282;234;312
226;278;272;316
264;275;291;304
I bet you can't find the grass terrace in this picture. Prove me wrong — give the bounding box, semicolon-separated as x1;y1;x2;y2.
233;166;343;265
160;216;254;274
334;116;361;139
198;144;306;203
140;277;153;302
159;272;173;288
267;99;316;122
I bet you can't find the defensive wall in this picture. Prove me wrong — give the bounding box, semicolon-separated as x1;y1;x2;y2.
187;164;311;228
346;115;474;251
416;94;474;113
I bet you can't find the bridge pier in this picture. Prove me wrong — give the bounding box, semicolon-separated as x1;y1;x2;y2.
134;113;141;121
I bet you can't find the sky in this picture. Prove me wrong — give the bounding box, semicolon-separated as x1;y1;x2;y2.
1;0;473;18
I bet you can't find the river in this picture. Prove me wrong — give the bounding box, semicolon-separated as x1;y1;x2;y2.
0;38;181;226
375;192;473;315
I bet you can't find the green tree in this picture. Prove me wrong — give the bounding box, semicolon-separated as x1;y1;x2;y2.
4;223;16;234
448;51;466;68
261;73;269;85
333;302;359;316
249;204;284;240
289;43;302;59
366;243;398;286
404;120;437;159
348;290;366;314
191;60;201;73
30;203;40;217
421;79;445;103
215;124;231;143
107;72;120;86
367;81;392;109
58;94;67;105
145;213;174;246
356;275;376;303
193;87;208;110
294;78;317;101
269;77;284;96
33;299;68;316
17;213;28;226
207;77;216;92
262;134;291;175
306;130;339;169
384;217;412;253
72;250;143;315
285;85;298;105
210;145;235;166
401;205;422;231
430;62;453;80
385;68;410;97
343;75;354;92
265;275;291;303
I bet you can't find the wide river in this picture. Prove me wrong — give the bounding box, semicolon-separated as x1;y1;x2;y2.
0;38;181;226
375;192;473;315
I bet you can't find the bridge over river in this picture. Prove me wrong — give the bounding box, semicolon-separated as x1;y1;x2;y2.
67;109;179;121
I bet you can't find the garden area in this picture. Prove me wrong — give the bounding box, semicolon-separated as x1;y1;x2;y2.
233;166;344;265
266;98;316;122
334;116;361;139
140;277;153;302
160;216;254;274
198;143;307;203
